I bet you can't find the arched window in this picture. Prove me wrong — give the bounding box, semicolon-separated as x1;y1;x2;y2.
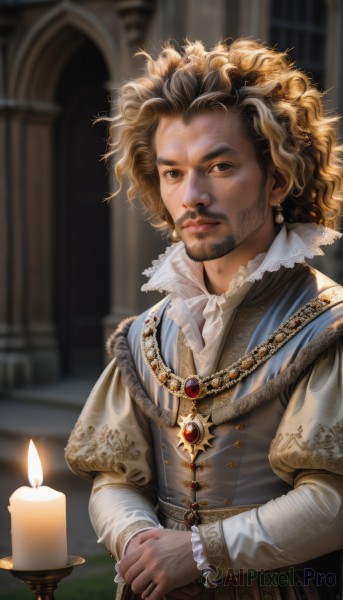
54;39;110;376
269;0;327;88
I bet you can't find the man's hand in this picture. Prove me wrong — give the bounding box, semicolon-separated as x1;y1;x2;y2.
120;528;200;599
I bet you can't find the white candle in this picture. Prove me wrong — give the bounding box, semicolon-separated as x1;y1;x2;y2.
8;440;68;570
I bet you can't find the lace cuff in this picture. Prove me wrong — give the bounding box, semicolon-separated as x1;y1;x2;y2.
191;526;209;571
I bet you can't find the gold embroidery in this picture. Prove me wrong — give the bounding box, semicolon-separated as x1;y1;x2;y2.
65;420;140;472
182;460;207;470
199;521;232;573
270;422;343;471
115;520;158;560
159;498;259;524
233;440;243;448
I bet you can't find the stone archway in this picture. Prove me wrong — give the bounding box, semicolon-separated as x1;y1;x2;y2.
54;39;110;376
2;3;121;385
10;2;120;101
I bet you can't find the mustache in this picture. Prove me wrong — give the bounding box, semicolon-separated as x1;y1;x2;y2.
175;207;228;228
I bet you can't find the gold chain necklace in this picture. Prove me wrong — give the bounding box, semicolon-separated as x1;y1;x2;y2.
142;292;332;398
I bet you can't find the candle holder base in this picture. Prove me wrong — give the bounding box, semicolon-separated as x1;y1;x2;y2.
0;555;85;600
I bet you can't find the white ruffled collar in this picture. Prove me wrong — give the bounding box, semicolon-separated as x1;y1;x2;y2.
143;223;340;296
141;223;341;375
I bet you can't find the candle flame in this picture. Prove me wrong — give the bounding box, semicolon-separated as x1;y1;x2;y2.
28;440;43;488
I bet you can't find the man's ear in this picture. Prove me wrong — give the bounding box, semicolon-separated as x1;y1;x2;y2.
268;168;289;206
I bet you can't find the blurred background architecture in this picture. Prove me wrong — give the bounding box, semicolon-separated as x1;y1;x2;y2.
0;0;342;589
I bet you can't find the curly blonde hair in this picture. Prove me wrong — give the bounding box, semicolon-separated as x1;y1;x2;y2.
107;38;342;230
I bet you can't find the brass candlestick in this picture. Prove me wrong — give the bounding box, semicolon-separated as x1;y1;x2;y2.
0;555;85;600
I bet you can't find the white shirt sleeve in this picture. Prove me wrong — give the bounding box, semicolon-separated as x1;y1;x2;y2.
89;473;161;560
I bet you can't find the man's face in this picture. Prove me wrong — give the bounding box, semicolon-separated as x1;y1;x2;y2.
155;110;278;263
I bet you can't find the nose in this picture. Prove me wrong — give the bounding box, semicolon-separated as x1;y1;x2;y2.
182;170;211;209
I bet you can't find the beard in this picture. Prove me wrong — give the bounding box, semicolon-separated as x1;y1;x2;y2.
176;184;269;263
184;232;236;262
185;233;238;262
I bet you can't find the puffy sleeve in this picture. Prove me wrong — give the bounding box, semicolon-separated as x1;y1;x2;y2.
199;341;343;573
65;356;160;560
269;342;343;479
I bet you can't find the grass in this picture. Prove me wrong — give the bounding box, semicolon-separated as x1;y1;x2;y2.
0;554;117;600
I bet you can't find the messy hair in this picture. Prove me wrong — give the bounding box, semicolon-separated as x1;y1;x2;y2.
106;38;342;230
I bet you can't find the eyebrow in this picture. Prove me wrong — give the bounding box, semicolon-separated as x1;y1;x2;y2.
202;145;240;162
155;144;239;166
155;157;178;166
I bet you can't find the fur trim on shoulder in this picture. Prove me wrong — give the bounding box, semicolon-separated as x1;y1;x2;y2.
106;316;136;359
106;318;176;427
212;316;343;424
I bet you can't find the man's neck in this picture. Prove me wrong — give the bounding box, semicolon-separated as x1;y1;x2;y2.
203;232;276;295
203;253;249;295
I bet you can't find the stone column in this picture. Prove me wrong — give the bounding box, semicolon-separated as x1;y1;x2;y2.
0;16;31;390
22;104;61;382
0;95;61;389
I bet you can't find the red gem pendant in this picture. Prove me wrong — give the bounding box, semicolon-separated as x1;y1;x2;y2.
184;377;201;399
183;422;201;444
177;413;215;461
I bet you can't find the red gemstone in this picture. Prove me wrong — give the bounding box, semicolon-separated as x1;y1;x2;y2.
189;480;200;490
184;377;201;399
183;422;201;444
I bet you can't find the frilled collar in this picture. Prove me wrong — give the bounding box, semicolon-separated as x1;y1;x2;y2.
141;223;341;375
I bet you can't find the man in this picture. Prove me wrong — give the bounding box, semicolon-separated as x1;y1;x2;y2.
65;39;343;600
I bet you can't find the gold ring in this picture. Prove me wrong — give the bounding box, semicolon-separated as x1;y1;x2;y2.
145;581;156;595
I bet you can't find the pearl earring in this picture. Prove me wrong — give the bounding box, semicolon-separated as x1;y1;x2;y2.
274;203;284;225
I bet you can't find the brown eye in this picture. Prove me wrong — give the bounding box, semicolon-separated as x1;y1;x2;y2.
164;169;181;179
213;162;231;172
